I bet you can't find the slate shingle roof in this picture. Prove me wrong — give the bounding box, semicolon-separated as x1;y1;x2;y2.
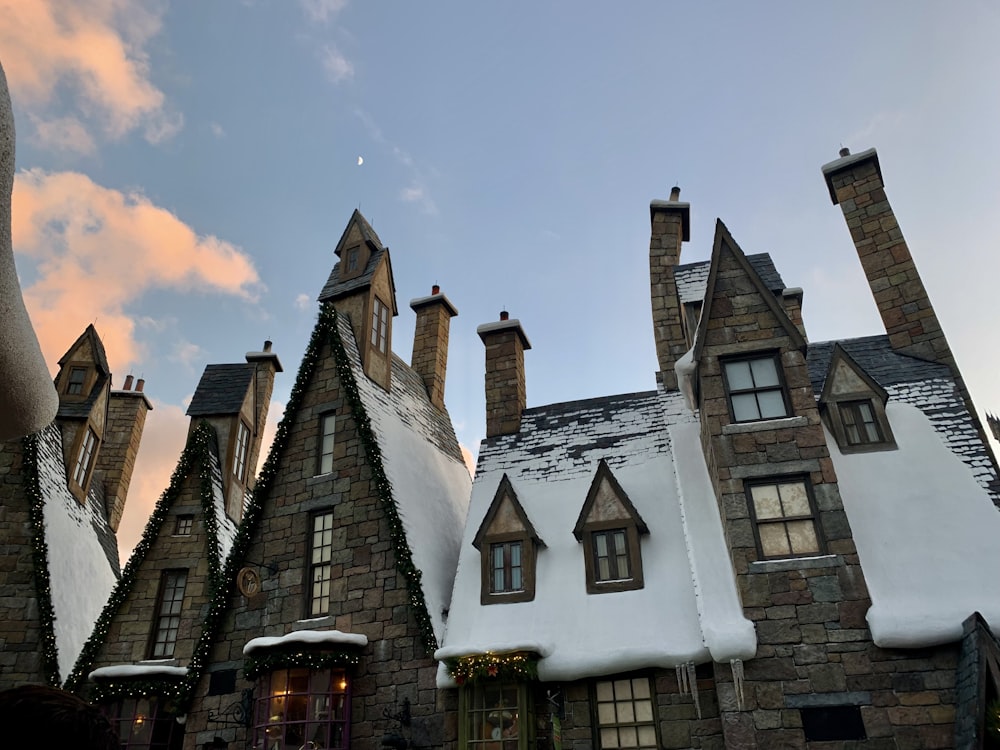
806;335;952;392
675;252;785;303
318;246;389;304
186;364;254;416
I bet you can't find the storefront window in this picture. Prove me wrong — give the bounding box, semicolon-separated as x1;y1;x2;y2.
461;681;530;750
251;668;349;750
104;696;182;750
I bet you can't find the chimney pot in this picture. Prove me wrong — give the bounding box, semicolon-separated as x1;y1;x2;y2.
136;378;145;392
500;310;509;321
432;284;440;295
839;147;850;158
123;374;134;391
263;340;273;352
669;186;681;201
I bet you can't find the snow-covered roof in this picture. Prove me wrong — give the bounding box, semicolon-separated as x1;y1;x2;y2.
244;629;369;655
674;253;784;304
832;403;1000;647
439;388;756;684
89;664;188;681
336;313;472;642
36;424;120;681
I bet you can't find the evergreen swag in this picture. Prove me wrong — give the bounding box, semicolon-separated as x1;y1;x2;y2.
445;652;539;685
178;305;437;712
244;650;360;680
23;431;61;687
64;421;223;692
91;675;187;711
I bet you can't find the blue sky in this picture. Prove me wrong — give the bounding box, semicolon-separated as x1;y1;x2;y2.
4;1;1000;560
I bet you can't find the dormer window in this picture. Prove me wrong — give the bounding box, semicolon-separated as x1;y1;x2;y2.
233;420;251;483
819;344;896;453
67;366;88;395
371;296;389;355
574;460;648;594
473;475;543;605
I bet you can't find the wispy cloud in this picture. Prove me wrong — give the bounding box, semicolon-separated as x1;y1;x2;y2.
300;0;348;23
13;169;263;375
0;0;181;146
400;183;437;215
210;121;226;138
320;44;354;84
27;115;97;155
294;292;312;311
171;340;204;370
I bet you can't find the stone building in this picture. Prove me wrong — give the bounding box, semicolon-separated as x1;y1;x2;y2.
0;324;150;690
438;148;1000;750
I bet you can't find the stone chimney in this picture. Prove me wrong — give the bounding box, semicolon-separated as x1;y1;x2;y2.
649;186;690;389
244;339;283;471
99;375;153;532
410;285;459;410
478;311;531;438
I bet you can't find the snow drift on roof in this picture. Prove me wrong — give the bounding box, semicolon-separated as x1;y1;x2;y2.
90;664;188;680
244;629;368;655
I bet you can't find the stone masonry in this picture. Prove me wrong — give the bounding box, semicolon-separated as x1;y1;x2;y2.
479;315;530;438
649;193;690;389
410;287;458;411
100;387;152;533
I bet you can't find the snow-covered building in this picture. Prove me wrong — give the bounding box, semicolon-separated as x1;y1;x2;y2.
0;325;151;690
437;148;1000;750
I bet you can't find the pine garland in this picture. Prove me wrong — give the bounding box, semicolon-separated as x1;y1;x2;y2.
244;649;361;680
445;652;539;686
22;432;62;687
64;422;219;692
91;675;187;709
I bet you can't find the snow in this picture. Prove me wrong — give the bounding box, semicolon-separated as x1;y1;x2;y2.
89;664;188;680
243;629;368;655
337;315;472;642
832;402;1000;647
438;389;752;685
207;444;239;561
36;425;120;681
675;346;698;412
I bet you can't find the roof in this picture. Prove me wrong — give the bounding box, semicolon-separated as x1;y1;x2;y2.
675;252;785;304
318;210;392;304
806;335;952;391
186;364;254;416
438;387;756;682
55;325;111;421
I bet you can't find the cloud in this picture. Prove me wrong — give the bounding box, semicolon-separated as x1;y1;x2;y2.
171;340;204;370
256;398;284;474
12;169;263;375
0;0;179;144
460;443;476;478
320;45;354;84
295;292;312;311
300;0;347;23
400;183;437;215
209;121;226;138
28;115;97;155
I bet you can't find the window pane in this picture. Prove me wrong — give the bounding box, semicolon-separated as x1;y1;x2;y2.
634;699;653;722
751;484;782;520
601;728;620;748
724;360;753;390
596;681;614;702
613;679;632;700
787;520;820;555
597;702;617;725
616;700;635;723
756;389;787;419
637;725;657;747
731;393;760;421
631;678;650;699
759;523;790;557
618;726;638;748
778;482;810;517
750;357;780;387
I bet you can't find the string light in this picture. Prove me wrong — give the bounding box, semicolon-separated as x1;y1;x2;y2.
244;650;360;680
445;652;539;685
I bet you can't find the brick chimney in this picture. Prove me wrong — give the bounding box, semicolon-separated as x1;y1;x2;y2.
410;285;458;410
649;186;690;389
244;339;283;473
478;311;531;438
100;375;153;532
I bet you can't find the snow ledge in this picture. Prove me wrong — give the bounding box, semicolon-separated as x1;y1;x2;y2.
243;629;368;656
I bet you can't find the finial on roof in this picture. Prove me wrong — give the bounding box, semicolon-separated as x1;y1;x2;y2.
669;186;681;201
500;310;509;321
839;147;851;158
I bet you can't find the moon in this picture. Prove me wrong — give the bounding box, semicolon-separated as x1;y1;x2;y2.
357;156;364;166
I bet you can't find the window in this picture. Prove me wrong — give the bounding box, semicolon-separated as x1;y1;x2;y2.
460;681;531;749
840;399;881;445
800;705;866;741
490;541;523;594
150;570;187;658
317;413;336;475
73;427;99;489
233;421;251;483
594;677;657;750
67;366;88;395
575;460;648;594
722;354;789;422
252;668;349;750
173;515;193;536
819;344;896;453
592;529;631;583
347;247;359;273
746;479;823;560
103;696;183;750
308;511;334;617
371;296;389;354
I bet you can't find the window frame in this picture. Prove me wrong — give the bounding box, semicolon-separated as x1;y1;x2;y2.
149;569;188;659
591;528;633;583
307;509;335;618
251;667;351;750
316;412;336;476
66;365;88;396
591;675;659;750
371;296;389;355
458;680;532;750
489;539;524;596
232;420;251;484
826;397;897;454
745;477;825;561
721;352;791;423
173;515;194;536
72;426;99;492
580;522;644;594
103;695;184;750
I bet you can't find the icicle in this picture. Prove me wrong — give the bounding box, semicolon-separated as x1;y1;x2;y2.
686;662;701;719
675;664;688;695
730;658;745;711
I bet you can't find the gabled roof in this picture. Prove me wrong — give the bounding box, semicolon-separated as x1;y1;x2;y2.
57;324;110;375
573;458;649;540
474;474;544;549
317;210;398;312
186;364;254;417
819;343;889;405
806;335;951;394
55;325;111;421
675;252;786;304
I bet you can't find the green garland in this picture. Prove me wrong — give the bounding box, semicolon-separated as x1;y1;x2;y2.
91;675;187;708
22;432;62;687
244;649;361;680
65;422;219;692
445;652;539;686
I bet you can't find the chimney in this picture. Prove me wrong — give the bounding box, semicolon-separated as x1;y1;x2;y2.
781;287;807;340
123;374;133;390
245;340;283;469
410;285;459;410
478;312;531;438
100;383;153;532
649;186;690;389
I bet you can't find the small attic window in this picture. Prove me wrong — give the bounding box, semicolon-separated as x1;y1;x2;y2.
819;345;897;454
370;296;389;355
574;460;648;594
71;427;99;494
347;246;360;273
474;475;544;605
66;366;88;395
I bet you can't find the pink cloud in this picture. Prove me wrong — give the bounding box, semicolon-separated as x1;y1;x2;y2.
0;0;176;143
12;169;262;375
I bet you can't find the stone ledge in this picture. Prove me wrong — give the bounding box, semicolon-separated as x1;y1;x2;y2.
723;416;808;435
751;554;842;574
785;690;871;708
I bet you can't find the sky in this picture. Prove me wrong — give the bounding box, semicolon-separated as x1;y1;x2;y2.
3;1;1000;564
